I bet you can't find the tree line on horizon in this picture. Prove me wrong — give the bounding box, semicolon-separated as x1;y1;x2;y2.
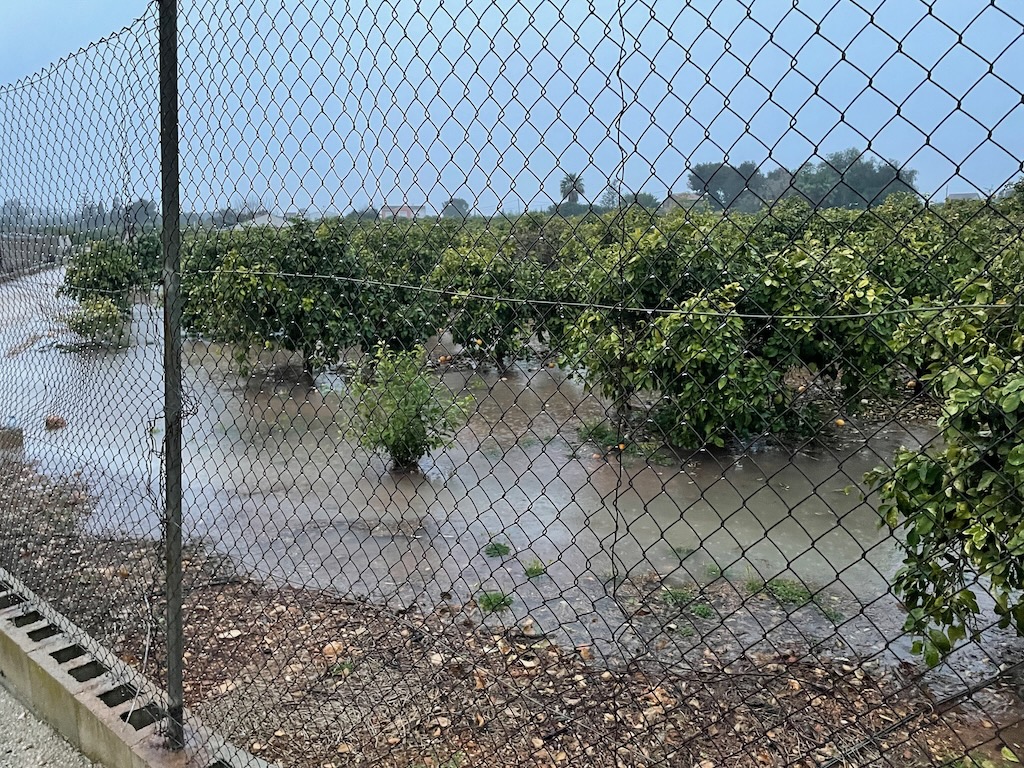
365;146;922;221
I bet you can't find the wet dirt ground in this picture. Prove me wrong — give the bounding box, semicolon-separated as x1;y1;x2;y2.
1;268;1022;715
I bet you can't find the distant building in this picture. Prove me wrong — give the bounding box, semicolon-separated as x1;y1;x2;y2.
945;192;982;202
658;191;703;214
231;212;292;230
379;204;428;220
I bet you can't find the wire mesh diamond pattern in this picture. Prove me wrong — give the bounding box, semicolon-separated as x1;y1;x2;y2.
0;0;1023;766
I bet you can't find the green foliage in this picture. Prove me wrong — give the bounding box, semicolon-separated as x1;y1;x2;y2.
688;160;766;213
663;587;714;619
429;243;541;365
182;221;363;373
477;591;513;614
764;578;812;606
328;659;358;677
869;234;1024;663
689;602;715;619
60;240;140;310
523;559;547;578
507;210;575;267
744;243;904;403
65;297;128;345
349;344;471;470
577;419;624;447
867;339;1024;665
350;220;455;351
559;173;584;205
619;191;661;211
484;540;511;558
131;231;163;286
645;285;789;448
941;746;1021;767
790;149;918;209
440;198;470;219
169;190;1022;454
661;586;697;608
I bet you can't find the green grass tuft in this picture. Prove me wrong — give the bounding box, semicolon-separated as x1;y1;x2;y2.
484;541;511;558
523;558;547;578
478;591;514;613
816;600;844;623
689;602;715;620
766;577;813;606
662;586;697;608
328;658;358;677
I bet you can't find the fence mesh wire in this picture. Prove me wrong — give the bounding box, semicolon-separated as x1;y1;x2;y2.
1;1;1024;766
0;5;164;704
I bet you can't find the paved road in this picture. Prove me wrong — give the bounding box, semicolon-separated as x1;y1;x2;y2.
0;683;99;767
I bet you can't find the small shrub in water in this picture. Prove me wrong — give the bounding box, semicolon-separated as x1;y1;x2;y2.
60;239;140;310
349;344;471;470
65;297;128;345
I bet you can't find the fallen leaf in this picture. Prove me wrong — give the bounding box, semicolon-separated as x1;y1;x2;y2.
642;705;666;723
647;686;676;708
217;629;243;640
424;716;451;734
322;641;346;661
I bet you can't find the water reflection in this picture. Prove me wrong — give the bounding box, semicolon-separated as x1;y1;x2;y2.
0;269;937;629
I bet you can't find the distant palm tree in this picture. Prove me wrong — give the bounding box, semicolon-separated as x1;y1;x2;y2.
559;173;584;205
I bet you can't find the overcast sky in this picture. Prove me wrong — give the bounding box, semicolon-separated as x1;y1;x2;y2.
1;0;1022;214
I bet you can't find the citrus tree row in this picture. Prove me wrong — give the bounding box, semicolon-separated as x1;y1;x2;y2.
63;190;1024;454
58;185;1024;656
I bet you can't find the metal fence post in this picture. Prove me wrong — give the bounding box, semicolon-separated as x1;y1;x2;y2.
158;0;184;750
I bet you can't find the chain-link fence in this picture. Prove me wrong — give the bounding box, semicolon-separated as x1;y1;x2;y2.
2;1;1024;765
0;1;166;726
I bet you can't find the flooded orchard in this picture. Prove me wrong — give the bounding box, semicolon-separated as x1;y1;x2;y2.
4;268;1021;705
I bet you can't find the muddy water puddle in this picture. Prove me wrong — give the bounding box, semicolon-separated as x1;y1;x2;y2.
2;269;1022;707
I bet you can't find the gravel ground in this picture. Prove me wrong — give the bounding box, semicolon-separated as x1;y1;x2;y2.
0;683;99;767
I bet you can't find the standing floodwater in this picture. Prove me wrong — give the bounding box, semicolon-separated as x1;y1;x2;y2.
0;269;942;650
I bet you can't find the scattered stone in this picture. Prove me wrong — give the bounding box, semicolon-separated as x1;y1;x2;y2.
44;414;67;430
